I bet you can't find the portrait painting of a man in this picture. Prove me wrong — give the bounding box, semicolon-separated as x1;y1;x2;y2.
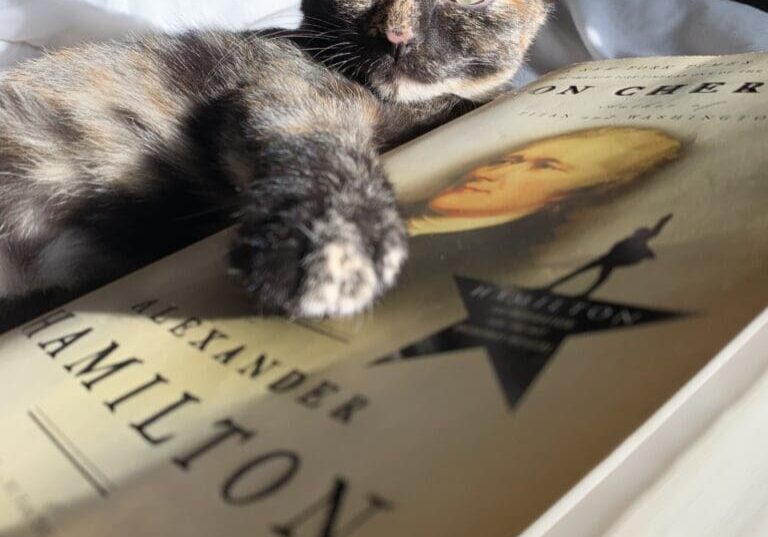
408;127;682;236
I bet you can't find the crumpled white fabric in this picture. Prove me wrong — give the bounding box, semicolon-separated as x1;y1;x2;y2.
0;0;766;79
515;0;768;84
0;0;300;69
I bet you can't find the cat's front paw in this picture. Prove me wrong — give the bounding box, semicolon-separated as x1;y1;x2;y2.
229;188;407;318
298;235;388;317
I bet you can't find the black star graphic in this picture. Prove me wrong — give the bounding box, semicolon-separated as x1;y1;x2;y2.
372;276;685;409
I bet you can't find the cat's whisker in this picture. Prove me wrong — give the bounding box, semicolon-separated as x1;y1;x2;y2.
173;205;233;223
357;55;382;81
296;223;318;242
323;52;355;67
351;57;367;81
328;55;361;73
306;41;356;55
340;55;362;74
298;20;355;34
300;13;356;29
321;50;359;67
258;30;339;42
321;48;358;64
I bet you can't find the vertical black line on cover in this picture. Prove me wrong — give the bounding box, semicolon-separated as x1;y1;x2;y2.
27;409;110;498
33;407;115;489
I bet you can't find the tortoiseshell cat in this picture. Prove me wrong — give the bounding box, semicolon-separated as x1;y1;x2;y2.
0;0;548;321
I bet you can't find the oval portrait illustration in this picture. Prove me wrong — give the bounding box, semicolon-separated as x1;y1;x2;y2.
407;127;682;236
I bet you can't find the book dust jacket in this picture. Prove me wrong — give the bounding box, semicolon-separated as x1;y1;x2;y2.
0;53;766;536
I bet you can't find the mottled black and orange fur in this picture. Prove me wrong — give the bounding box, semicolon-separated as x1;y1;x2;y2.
0;0;548;324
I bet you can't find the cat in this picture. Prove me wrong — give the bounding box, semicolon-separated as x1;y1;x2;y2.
0;0;548;323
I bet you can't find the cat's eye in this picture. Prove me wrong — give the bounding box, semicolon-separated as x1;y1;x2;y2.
451;0;490;6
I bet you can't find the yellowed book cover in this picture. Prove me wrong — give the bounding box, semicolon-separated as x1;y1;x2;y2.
0;52;766;537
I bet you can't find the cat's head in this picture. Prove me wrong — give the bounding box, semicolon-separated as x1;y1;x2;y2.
300;0;549;103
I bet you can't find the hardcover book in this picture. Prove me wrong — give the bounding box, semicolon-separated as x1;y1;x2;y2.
1;52;767;537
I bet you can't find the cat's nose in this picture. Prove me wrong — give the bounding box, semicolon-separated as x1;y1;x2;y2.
386;27;415;61
386;27;414;45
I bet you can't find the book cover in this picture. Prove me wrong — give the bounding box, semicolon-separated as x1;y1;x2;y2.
0;52;766;537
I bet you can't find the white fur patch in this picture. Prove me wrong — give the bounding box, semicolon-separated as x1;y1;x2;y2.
34;159;77;184
0;227;114;299
13;204;50;240
380;240;407;287
298;240;379;318
376;65;521;103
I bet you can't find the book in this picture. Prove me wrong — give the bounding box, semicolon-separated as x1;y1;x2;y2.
0;52;767;537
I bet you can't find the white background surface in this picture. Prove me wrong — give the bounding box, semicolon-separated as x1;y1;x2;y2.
0;1;767;536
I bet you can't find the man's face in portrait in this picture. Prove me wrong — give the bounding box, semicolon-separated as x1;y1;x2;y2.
428;128;681;218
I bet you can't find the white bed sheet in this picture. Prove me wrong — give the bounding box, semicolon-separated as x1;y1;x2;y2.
1;0;766;77
0;0;301;69
518;0;768;84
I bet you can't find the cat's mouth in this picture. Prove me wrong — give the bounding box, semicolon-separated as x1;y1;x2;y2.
378;60;519;104
363;47;512;104
381;61;432;86
371;50;429;78
365;54;449;103
369;65;484;104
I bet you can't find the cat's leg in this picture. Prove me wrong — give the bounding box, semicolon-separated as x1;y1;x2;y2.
0;86;179;302
0;154;119;300
221;84;408;318
0;136;102;299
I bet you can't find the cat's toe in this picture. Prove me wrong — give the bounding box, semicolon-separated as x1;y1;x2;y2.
229;225;304;316
296;213;408;318
296;239;379;317
378;226;408;288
